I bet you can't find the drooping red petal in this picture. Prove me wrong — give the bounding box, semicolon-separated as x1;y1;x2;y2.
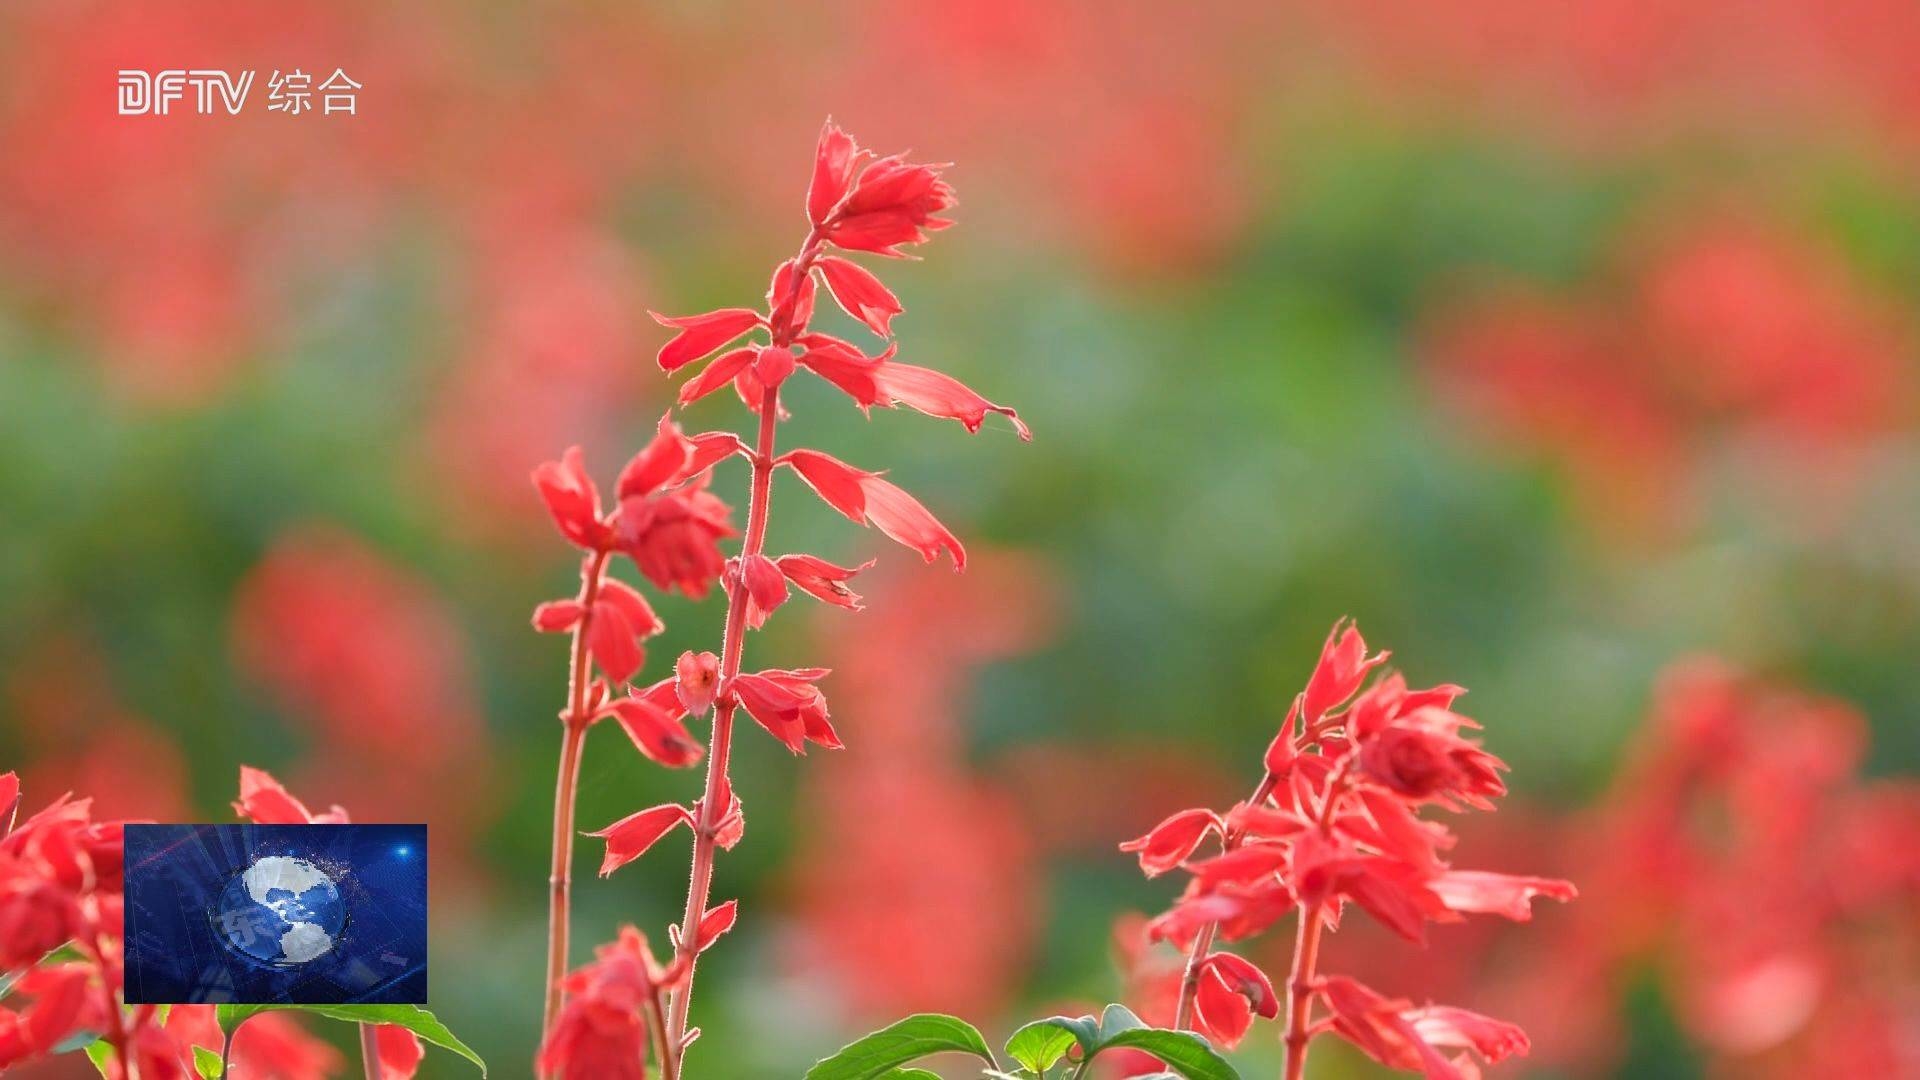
1204;951;1281;1019
739;553;790;629
531;599;585;633
692;900;737;953
1118;808;1222;877
533;447;611;550
795;334;888;408
375;1025;425;1080
774;553;871;610
1320;976;1466;1080
815;255;903;337
782;448;871;521
586;803;693;876
586;600;644;684
598;579;662;637
807;121;860;226
678;346;756;406
616;417;696;502
1194;964;1256;1049
1427;871;1577;921
598;698;703;768
1405;1006;1530;1063
651;308;763;372
873;363;1029;440
685;431;751;476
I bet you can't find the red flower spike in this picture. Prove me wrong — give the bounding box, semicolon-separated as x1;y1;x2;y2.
675;651;720;716
586;804;693;877
775;553;871;610
733;668;839;754
1426;870;1576;921
739;553;790;630
1303;619;1388;724
533;447;614;551
531;599;585;633
651;308;763;373
871;363;1030;439
692;900;737;953
233;765;349;825
597;698;703;769
678;347;755;406
782;449;966;568
1119;808;1223;877
807;121;861;227
816;256;903;337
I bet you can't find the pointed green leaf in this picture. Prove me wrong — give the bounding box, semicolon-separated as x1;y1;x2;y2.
1097;1004;1146;1040
1005;1019;1080;1073
193;1045;225;1078
805;1013;997;1079
85;1039;114;1076
879;1070;943;1079
1098;1028;1237;1080
215;1004;485;1076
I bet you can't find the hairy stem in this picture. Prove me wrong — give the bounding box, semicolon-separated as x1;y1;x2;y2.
664;229;825;1070
1172;773;1278;1031
358;1022;381;1080
543;548;613;1036
1281;900;1325;1080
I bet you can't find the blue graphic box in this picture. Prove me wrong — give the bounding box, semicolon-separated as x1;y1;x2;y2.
123;823;427;1005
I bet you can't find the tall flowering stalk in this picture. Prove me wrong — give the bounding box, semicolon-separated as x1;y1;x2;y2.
1120;621;1576;1078
533;121;1025;1079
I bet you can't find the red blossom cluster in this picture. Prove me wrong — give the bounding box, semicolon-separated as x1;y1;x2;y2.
1505;661;1920;1076
532;121;1022;1079
0;769;362;1079
1118;621;1574;1078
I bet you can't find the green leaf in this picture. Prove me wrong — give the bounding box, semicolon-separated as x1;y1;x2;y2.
1098;1028;1237;1080
85;1040;114;1077
193;1045;225;1078
1005;1019;1080;1073
879;1070;943;1079
805;1013;998;1080
215;1004;486;1076
1097;1004;1146;1041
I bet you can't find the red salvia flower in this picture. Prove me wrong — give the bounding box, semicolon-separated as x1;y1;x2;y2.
774;553;871;610
673;651;720;716
534;447;617;552
732;668;840;754
587;803;693;877
538;927;687;1080
1119;621;1572;1075
593;697;703;769
781;449;965;568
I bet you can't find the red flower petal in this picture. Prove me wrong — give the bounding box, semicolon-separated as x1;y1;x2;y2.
1118;808;1223;877
616;418;696;502
816;255;903;337
586;803;692;876
532;447;611;550
598;698;703;769
795;334;888;408
1303;619;1388;723
1427;871;1577;921
1406;1005;1530;1064
692;900;737;953
768;258;817;333
774;553;871;610
807;121;861;227
674;650;719;716
651;308;763;373
586;600;644;684
2;771;20;837
739;553;790;629
234;765;319;825
783;449;965;568
375;1025;425;1080
873;362;1029;439
678;346;756;406
531;599;585;633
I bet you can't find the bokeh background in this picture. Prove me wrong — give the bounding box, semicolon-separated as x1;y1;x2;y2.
3;2;1918;1076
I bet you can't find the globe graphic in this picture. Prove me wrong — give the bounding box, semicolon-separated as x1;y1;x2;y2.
213;855;347;967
